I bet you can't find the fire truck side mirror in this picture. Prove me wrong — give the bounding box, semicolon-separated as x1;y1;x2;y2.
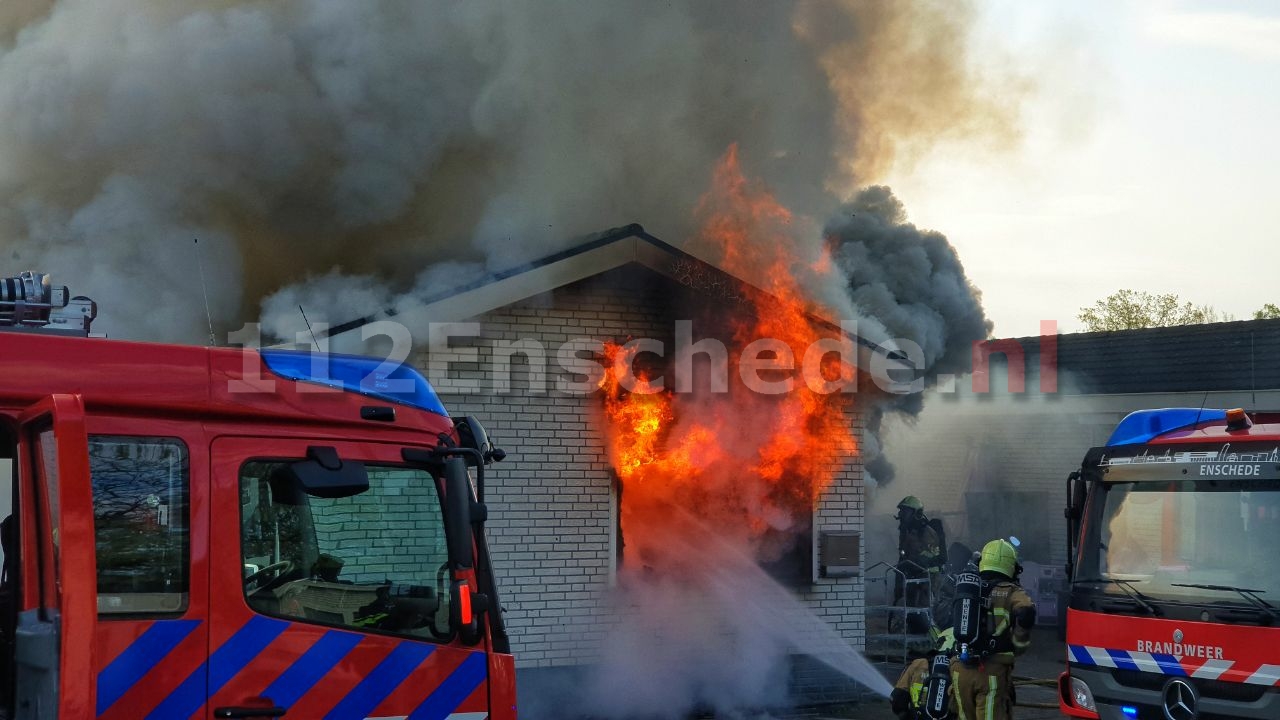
1065;471;1084;517
1065;470;1087;580
286;446;370;499
442;456;488;644
443;456;475;571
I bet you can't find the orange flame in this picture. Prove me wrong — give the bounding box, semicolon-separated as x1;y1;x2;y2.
598;342;674;481
600;145;859;566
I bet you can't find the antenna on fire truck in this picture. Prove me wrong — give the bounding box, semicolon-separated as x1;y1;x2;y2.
299;305;320;350
193;238;217;346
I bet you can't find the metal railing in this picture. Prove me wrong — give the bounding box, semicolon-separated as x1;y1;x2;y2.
864;560;937;668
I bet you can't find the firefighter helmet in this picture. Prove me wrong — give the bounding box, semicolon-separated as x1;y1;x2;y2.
898;496;924;512
979;538;1019;578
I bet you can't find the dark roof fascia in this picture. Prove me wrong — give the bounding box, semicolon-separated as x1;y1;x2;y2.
984;318;1280;394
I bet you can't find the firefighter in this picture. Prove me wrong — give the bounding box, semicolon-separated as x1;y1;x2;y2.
894;496;945;632
890;628;956;720
950;539;1035;720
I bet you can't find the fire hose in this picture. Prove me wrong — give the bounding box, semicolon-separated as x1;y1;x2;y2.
1013;676;1059;709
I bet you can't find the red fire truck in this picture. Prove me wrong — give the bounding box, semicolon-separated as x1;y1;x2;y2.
1059;407;1280;719
0;271;516;719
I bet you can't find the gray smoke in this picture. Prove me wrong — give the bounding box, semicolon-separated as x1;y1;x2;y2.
0;0;1012;344
830;186;993;380
823;186;994;486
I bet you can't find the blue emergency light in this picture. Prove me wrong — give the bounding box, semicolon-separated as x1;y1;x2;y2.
1121;706;1138;717
261;349;449;417
1106;408;1227;446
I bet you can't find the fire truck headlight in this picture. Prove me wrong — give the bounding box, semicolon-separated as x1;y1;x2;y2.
1069;676;1097;712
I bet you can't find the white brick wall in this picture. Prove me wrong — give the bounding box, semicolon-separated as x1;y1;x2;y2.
798;406;866;649
311;467;447;585
412;267;867;669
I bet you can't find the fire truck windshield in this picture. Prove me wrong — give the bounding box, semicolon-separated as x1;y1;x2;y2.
239;461;457;640
1078;476;1280;608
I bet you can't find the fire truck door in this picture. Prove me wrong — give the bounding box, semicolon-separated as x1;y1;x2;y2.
206;437;492;720
16;394;96;719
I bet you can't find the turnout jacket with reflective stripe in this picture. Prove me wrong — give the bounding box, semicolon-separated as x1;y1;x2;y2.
985;580;1034;665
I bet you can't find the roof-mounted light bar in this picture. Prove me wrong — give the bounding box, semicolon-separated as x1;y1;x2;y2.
1106;408;1228;446
261;350;449;417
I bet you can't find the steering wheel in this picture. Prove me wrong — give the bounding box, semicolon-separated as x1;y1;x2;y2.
245;560;295;594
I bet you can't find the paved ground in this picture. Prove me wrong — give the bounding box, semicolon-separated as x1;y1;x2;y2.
798;627;1066;719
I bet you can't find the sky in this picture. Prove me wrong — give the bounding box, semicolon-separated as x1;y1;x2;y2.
880;0;1280;338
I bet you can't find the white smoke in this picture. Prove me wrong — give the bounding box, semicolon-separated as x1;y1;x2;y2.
522;508;894;720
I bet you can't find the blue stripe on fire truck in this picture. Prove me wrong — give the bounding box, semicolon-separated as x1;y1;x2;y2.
324;642;437;720
100;616;489;718
97;619;202;715
1069;644;1280;686
1071;644;1189;678
408;651;488;720
263;629;365;708
145;615;290;720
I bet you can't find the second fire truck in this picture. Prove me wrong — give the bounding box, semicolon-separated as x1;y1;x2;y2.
1059;407;1280;719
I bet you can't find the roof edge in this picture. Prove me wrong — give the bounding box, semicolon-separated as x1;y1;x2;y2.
317;223;906;368
323;223;653;339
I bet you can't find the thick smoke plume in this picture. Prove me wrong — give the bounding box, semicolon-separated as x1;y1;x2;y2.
0;0;1011;343
809;186;994;489
831;187;991;378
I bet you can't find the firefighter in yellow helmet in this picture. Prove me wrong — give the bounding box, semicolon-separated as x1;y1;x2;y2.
891;628;957;719
950;539;1035;720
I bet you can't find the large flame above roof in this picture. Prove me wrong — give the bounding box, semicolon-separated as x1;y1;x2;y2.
600;145;858;567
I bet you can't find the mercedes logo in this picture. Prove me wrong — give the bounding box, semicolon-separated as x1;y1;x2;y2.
1173;628;1184;644
1162;678;1198;720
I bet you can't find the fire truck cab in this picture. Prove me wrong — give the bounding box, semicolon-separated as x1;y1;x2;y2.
1060;407;1280;720
0;272;516;719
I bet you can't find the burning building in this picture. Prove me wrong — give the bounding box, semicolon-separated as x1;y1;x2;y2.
308;147;995;717
324;213;910;714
